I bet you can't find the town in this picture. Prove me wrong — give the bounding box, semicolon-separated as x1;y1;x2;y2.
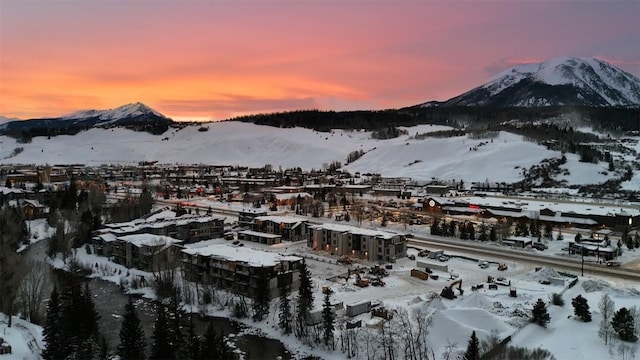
1;161;639;359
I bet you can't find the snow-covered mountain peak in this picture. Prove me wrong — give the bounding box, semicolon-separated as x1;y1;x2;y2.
444;57;640;107
0;115;20;124
62;102;167;122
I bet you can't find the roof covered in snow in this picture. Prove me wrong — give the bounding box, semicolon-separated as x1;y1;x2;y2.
181;244;301;267
309;222;400;239
118;234;183;248
254;215;308;224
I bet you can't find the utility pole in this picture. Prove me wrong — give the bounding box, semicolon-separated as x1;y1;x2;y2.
581;246;585;276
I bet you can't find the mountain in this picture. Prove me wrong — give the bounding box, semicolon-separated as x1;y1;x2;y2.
0;116;20;124
0;102;173;136
60;102;168;123
430;57;640;107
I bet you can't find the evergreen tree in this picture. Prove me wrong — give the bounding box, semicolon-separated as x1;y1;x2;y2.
42;286;63;360
611;307;638;342
150;304;173;360
489;226;497;241
531;298;550;327
532;220;540;239
139;187;154;216
59;281;100;357
478;222;488;241
522;222;530;237
167;293;185;356
71;337;102;360
118;297;146;360
467;222;475;240
61;177;78;210
322;289;335;347
449;221;457;237
459;222;468;240
0;205;26;327
278;274;293;334
296;260;314;339
543;223;553;239
430;218;440;235
463;330;480;360
79;282;100;338
252;273;270;322
571;295;592;322
181;316;200;360
199;321;231;360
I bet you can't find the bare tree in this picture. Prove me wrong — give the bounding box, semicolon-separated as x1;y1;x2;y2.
599;293;616;345
351;201;366;225
18;260;48;325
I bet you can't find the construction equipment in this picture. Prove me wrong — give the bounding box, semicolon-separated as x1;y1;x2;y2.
440;279;463;300
370;265;389;277
498;263;508;271
354;272;370;288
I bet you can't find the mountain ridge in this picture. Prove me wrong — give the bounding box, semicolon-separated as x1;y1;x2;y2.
422;57;640;107
0;102;173;136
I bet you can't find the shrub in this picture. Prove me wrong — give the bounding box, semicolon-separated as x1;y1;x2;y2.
551;293;564;306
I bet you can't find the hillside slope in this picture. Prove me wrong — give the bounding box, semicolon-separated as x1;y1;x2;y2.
0;122;621;188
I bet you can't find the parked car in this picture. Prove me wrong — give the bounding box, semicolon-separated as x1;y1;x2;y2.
438;255;450;262
606;261;621;267
478;260;489;269
532;242;548;250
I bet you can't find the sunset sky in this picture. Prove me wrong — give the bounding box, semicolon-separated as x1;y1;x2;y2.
1;1;639;121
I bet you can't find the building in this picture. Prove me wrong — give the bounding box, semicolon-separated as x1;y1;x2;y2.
100;214;225;243
307;223;407;262
111;234;183;271
237;230;282;245
252;215;308;241
181;243;302;299
9;199;50;219
423;195;639;229
568;238;618;261
238;208;268;228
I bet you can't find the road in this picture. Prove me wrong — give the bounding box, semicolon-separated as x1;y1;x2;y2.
408;234;640;281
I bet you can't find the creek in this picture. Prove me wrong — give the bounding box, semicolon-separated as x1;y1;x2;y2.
23;239;292;359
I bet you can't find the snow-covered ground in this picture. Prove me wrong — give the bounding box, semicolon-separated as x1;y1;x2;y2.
7;213;640;359
0;122;633;188
0;313;44;360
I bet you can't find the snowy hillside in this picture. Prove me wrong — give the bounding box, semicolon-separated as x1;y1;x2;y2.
439;57;640;107
0;121;626;188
